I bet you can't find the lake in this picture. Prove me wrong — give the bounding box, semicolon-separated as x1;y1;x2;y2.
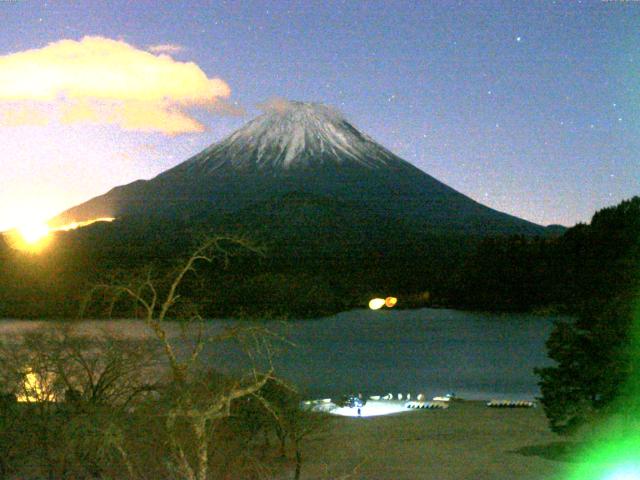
0;308;561;401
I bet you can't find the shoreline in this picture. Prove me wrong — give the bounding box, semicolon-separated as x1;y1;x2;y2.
301;400;570;479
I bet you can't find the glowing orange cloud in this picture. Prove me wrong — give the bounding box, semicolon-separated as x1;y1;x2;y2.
0;36;231;135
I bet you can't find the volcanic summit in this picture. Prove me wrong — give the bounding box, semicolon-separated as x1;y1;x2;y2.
53;100;544;236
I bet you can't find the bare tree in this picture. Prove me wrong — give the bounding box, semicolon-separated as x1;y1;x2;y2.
0;325;162;479
85;236;284;480
0;236;321;479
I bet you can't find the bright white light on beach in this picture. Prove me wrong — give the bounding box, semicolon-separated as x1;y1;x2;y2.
330;400;409;418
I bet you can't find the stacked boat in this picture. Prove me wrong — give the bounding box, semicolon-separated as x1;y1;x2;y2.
486;400;536;408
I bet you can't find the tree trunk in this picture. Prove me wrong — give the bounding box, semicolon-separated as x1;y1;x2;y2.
277;426;286;458
294;437;302;480
194;418;208;480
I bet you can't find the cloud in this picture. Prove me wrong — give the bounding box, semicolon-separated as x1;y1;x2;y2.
208;99;246;117
256;97;294;114
0;36;232;135
0;103;50;126
256;97;342;117
147;43;185;55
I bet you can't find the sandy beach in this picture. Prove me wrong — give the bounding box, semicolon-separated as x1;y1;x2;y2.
300;400;573;480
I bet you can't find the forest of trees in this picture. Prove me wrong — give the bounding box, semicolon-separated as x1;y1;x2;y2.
0;196;636;321
451;197;639;313
1;197;638;320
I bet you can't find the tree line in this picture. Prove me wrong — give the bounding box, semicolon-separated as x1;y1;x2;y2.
0;197;637;320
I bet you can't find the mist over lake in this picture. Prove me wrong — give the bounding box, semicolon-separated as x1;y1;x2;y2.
0;308;560;401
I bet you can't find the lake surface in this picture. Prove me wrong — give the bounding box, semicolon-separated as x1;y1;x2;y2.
0;308;562;401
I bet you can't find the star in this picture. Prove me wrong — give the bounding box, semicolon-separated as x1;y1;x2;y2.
516;36;522;42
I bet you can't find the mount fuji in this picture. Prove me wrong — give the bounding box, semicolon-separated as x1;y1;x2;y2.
53;100;544;236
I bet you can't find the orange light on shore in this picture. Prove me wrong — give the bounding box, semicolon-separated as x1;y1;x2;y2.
385;297;398;308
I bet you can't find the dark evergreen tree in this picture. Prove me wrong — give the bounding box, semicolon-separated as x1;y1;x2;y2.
535;298;636;434
535;197;640;434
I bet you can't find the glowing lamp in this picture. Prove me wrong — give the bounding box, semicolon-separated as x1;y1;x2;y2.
385;296;398;308
368;298;385;310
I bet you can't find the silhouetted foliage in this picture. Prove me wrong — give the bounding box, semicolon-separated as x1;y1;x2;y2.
535;299;636;434
535;197;640;434
0;237;329;479
1;195;638;319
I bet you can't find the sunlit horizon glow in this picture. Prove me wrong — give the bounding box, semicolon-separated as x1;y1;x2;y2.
17;221;49;245
3;216;115;253
54;217;115;232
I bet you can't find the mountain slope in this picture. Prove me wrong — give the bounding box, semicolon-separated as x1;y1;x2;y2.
53;100;544;236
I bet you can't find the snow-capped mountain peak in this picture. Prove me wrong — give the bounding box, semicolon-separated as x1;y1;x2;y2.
184;100;403;172
53;98;546;237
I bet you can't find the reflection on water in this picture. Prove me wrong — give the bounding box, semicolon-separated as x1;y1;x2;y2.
0;308;562;401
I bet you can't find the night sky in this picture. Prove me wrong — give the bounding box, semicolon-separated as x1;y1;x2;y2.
1;0;638;231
